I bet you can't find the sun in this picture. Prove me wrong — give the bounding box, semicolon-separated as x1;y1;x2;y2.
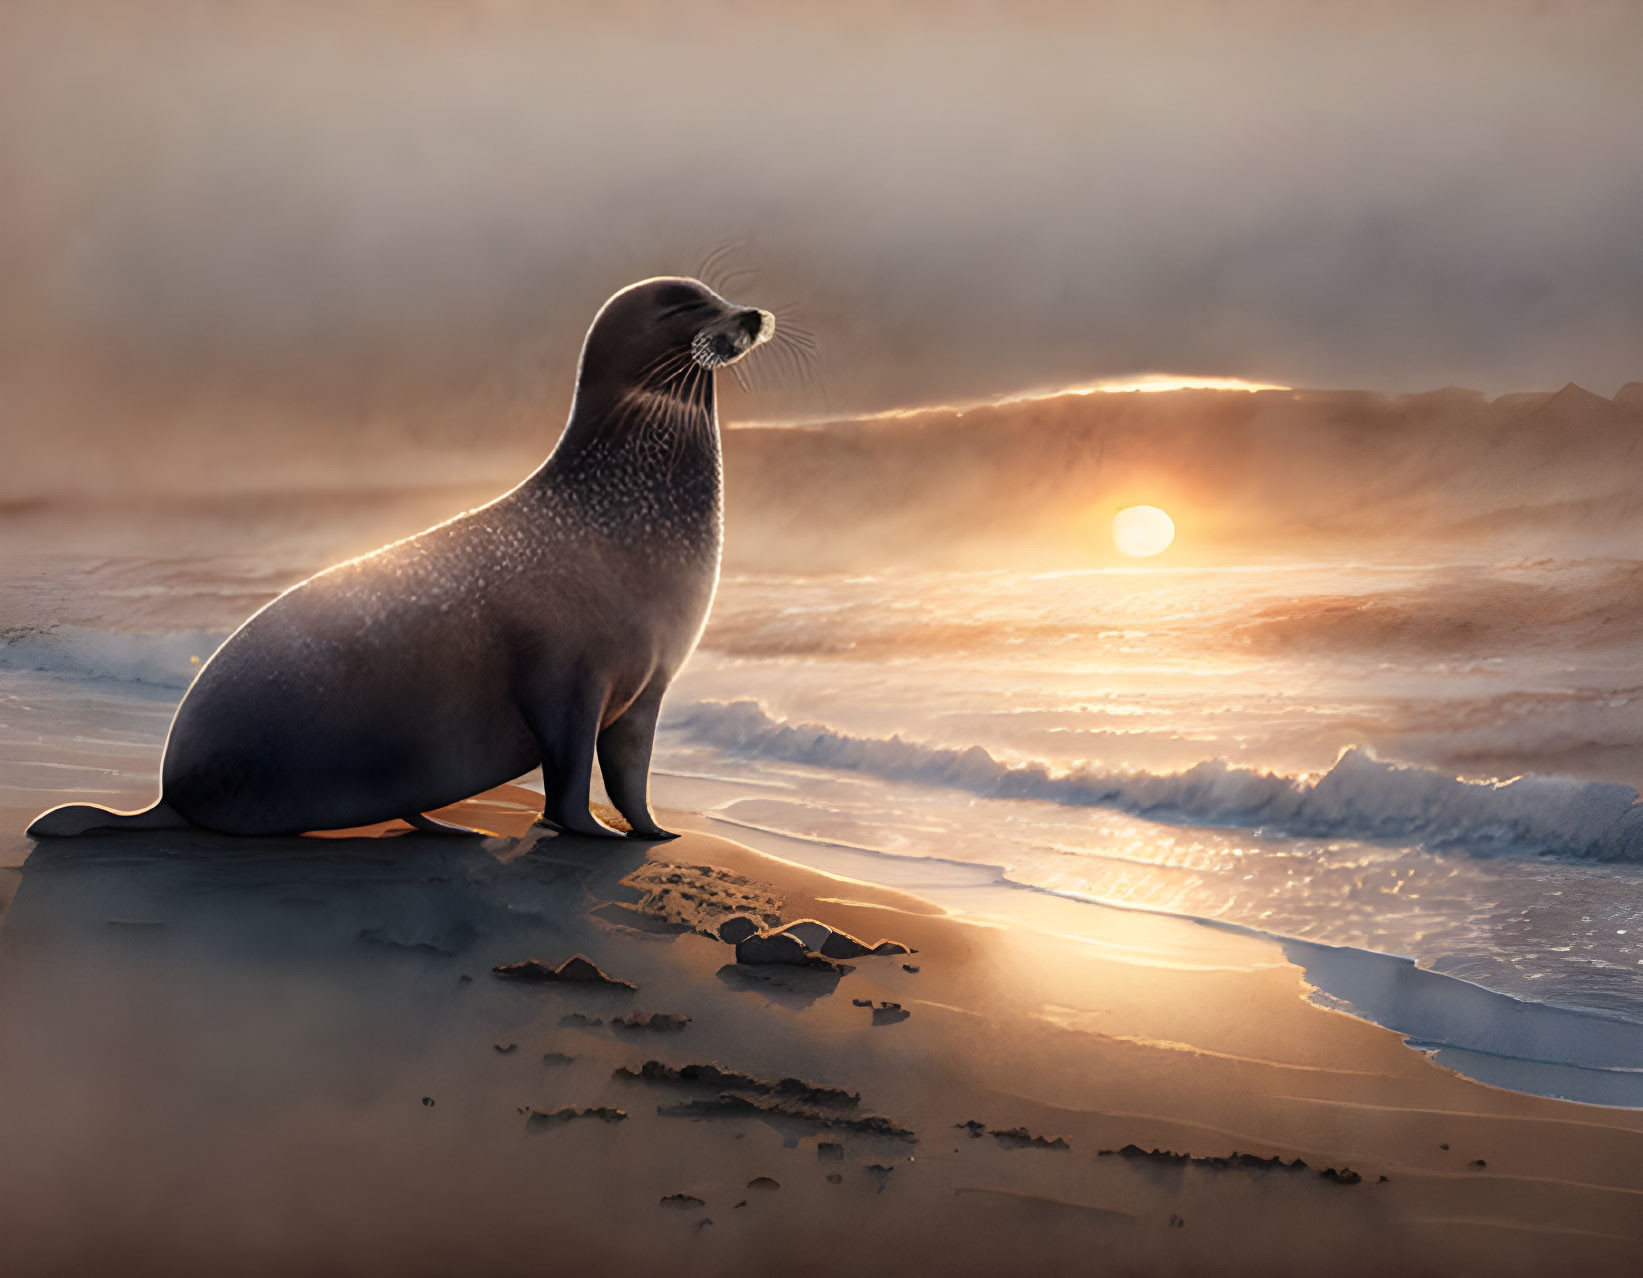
1111;505;1175;558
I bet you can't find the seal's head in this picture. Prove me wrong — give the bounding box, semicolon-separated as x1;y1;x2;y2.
579;277;774;396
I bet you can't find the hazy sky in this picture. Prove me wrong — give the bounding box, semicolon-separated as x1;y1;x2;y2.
3;0;1642;449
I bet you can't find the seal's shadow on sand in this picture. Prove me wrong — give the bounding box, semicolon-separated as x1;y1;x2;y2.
0;786;670;1119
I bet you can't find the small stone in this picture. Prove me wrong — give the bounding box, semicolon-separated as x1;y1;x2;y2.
902;964;920;973
660;1193;705;1210
777;920;834;951
826;1172;843;1184
717;915;761;945
1469;1159;1487;1170
746;1177;780;1191
611;1011;691;1032
421;1097;435;1107
493;1042;518;1054
493;955;636;990
736;926;834;965
851;998;874;1007
819;929;875;960
524;1106;627;1129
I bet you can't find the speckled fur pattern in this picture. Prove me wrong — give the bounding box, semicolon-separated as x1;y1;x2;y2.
27;277;774;839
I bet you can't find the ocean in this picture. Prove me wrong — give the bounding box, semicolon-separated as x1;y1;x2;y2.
7;492;1643;1106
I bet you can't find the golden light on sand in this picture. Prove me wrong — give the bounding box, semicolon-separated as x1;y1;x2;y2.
1112;505;1176;557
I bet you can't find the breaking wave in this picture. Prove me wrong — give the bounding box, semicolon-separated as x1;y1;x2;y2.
670;699;1643;862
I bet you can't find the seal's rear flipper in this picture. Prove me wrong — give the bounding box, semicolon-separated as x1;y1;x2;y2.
403;813;492;838
26;800;191;839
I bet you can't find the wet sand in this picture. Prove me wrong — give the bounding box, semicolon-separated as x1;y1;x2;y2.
3;718;1643;1276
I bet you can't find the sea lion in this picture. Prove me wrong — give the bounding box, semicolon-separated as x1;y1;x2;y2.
27;276;774;839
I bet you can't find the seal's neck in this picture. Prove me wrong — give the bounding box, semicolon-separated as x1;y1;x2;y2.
532;373;723;553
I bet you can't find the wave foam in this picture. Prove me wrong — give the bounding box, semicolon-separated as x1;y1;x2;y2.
670;700;1643;861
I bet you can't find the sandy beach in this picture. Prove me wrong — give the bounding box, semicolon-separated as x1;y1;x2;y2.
4;693;1643;1277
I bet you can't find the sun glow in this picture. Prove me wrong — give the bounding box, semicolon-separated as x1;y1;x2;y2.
1112;505;1176;558
1076;374;1289;395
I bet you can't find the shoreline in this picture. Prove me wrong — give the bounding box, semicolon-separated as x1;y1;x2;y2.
4;754;1643;1271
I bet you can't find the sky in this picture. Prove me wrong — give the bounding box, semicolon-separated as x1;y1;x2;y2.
3;1;1642;491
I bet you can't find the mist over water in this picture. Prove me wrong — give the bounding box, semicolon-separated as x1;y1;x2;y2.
4;1;1643;496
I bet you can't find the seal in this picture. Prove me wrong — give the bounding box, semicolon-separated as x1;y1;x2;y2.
27;276;774;839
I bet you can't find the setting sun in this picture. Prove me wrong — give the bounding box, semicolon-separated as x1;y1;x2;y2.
1112;505;1176;557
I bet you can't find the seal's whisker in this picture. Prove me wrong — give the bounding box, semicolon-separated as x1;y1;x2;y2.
695;240;753;296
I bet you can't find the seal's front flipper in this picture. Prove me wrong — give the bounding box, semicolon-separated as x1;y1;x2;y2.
597;683;676;840
520;675;626;840
403;813;491;837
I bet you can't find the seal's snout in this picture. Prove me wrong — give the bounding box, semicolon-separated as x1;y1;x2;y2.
692;306;775;369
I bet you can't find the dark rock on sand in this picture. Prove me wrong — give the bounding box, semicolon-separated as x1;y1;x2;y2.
736;933;842;969
611;1011;691;1032
659;1194;705;1210
872;1002;911;1026
656;1093;915;1139
989;1126;1070;1150
772;918;910;961
1102;1144;1346;1181
826;1172;843;1184
1469;1159;1487;1170
613;1060;859;1106
524;1106;627;1129
776;920;835;950
492;954;637;990
746;1177;780;1191
493;1042;518;1054
852;998;874;1007
716;915;762;945
957;1120;1067;1149
902;964;920;973
421;1097;435;1107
